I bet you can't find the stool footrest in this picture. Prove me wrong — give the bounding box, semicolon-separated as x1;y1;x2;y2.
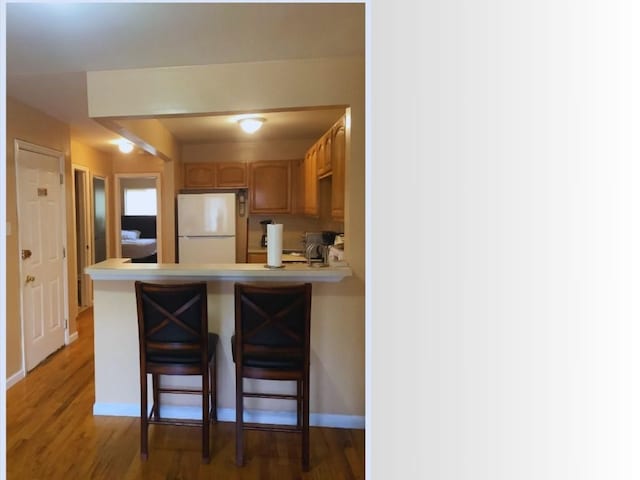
242;422;302;433
158;387;210;395
147;417;210;428
242;392;298;400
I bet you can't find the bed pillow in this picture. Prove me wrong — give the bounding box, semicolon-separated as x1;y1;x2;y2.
121;229;141;240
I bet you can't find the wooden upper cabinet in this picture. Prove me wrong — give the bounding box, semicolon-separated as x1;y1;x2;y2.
249;160;292;214
316;133;332;178
304;147;319;216
216;162;247;188
183;162;247;188
330;117;346;221
184;163;216;188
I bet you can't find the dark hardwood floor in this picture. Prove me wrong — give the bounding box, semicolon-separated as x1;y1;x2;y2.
7;308;365;479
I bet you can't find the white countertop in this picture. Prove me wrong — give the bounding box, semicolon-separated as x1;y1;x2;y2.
85;258;352;282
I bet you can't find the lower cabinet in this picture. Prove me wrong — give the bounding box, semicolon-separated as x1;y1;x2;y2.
247;252;267;264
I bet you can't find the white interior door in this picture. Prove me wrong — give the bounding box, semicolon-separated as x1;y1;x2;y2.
16;142;67;371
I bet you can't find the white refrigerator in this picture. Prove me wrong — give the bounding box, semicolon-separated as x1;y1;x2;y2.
177;193;237;263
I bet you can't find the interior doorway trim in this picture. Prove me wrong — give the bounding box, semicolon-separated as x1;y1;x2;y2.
73;165;92;310
91;174;110;261
114;173;163;261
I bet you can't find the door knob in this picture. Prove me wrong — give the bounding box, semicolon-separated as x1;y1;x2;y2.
21;249;32;260
25;275;35;283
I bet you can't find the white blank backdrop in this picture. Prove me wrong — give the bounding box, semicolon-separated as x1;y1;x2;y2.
371;1;640;479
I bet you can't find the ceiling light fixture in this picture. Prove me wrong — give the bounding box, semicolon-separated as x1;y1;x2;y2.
117;139;134;154
238;117;265;134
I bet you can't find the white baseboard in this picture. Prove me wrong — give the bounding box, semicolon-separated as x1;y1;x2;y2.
93;403;365;429
6;370;26;389
66;331;79;345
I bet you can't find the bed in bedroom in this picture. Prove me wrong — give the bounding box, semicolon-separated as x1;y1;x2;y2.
120;215;158;263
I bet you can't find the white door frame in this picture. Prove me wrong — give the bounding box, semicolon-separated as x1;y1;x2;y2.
15;139;70;375
72;165;92;309
114;173;162;260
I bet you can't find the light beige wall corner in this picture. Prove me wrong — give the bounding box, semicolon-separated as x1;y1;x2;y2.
70;139;116;260
6;97;74;378
86;56;365;417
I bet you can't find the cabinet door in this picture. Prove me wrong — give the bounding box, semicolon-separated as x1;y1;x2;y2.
184;163;216;188
249;160;292;214
331;117;346;220
316;133;332;178
304;148;319;216
247;252;267;264
216;162;247;187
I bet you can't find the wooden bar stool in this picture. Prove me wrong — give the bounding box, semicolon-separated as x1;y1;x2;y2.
232;282;312;471
135;281;218;463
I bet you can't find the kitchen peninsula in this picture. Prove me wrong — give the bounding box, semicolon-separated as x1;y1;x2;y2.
85;259;362;428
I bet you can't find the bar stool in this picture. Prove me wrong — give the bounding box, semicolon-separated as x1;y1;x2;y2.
232;282;313;471
134;281;218;463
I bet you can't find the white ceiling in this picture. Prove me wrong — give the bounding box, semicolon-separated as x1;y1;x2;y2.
5;2;365;153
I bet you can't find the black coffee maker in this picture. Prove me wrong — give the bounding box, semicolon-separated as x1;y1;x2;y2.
260;219;273;247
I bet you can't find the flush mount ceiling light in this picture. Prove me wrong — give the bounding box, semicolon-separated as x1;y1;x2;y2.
117;139;134;154
238;117;265;134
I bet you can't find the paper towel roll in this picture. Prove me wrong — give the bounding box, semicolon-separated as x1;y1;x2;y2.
267;224;283;267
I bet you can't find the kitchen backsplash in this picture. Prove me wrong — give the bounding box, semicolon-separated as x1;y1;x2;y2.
248;214;343;250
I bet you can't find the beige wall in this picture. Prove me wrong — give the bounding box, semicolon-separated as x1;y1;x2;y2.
6;97;73;378
70;139;115;259
182;138;317;164
86;56;365;417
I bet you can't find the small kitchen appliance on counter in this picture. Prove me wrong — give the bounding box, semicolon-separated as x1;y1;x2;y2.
260;219;273;247
304;231;343;265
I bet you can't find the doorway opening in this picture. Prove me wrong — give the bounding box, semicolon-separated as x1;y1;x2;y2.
115;174;162;263
73;166;91;309
92;176;108;263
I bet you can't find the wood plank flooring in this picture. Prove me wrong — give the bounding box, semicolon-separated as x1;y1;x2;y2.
7;308;365;479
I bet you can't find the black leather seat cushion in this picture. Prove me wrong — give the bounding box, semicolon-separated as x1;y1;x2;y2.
147;333;218;364
231;334;302;370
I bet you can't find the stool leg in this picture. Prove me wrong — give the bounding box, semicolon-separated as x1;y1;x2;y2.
152;374;160;420
296;379;302;429
302;377;310;471
210;357;217;422
140;371;148;461
236;374;244;466
202;370;210;463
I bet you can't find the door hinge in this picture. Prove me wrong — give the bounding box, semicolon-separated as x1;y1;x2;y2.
60;173;64;185
63;247;66;258
64;318;68;329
